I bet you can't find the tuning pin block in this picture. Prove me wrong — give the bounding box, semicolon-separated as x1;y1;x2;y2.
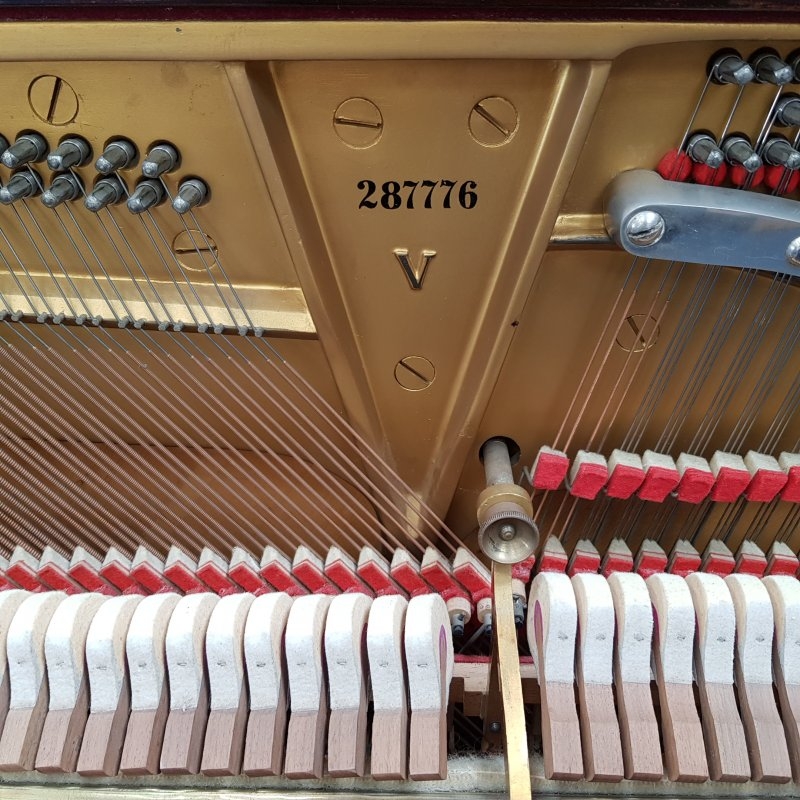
142;143;179;178
46;137;91;171
41;172;82;208
172;178;208;214
1;133;47;169
95;139;137;175
0;171;40;205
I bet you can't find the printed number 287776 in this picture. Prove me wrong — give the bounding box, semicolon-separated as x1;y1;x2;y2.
357;179;478;210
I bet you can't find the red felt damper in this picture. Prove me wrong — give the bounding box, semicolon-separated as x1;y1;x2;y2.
605;463;646;499
728;164;764;188
259;553;307;596
735;543;767;578
766;543;799;577
38;561;82;594
69;559;118;595
600;546;633;577
781;465;800;502
745;467;789;502
453;561;491;604
511;555;537;584
538;536;568;574
228;561;270;594
325;557;374;596
692;162;728;186
702;541;736;577
390;552;432;597
131;560;176;594
764;165;800;195
637;465;680;502
100;554;141;594
676;467;715;503
568;460;608;500
357;558;406;597
708;466;751;502
530;447;570;490
291;560;338;595
164;560;208;594
634;542;667;579
567;540;600;576
667;542;701;578
0;562;19;591
656;148;691;182
197;560;239;595
421;552;469;604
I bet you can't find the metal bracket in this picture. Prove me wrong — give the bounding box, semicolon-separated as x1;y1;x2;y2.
604;168;800;276
483;563;532;800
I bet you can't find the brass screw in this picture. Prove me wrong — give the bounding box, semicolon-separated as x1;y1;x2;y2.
468;96;518;147
333;98;383;148
28;75;79;126
171;229;218;273
394;355;435;391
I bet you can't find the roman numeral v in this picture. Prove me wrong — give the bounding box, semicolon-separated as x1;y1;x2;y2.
393;248;437;290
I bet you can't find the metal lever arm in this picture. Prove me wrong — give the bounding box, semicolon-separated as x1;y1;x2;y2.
605;169;800;276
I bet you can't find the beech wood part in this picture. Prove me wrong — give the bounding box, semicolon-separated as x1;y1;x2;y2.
35;678;89;773
77;695;131;776
685;572;749;782
607;572;662;781
405;594;453;781
242;592;293;777
202;694;248;776
119;696;168;775
527;572;583;780
727;574;791;783
160;694;210;775
647;573;708;782
764;575;800;780
572;573;623;782
366;595;409;780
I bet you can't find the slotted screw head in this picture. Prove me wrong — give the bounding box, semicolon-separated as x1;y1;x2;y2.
333;98;383;148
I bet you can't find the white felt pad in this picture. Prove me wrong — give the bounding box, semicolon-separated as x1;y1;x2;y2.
642;450;677;472
527;572;577;682
0;591;29;685
166;593;219;711
45;593;107;711
676;453;712;476
86;595;143;713
646;573;695;685
367;595;408;711
607;572;652;684
206;593;254;711
7;592;66;709
685;572;735;685
609;449;643;472
126;593;181;712
710;451;747;476
244;592;292;711
285;594;331;713
572;573;614;685
325;593;372;712
726;573;775;685
763;575;800;686
405;594;454;712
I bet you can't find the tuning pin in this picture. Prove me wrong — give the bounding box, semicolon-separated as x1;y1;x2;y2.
775;95;800;127
686;133;724;168
95;139;137;174
0;170;41;204
752;50;794;86
709;50;755;85
41;172;83;208
46;137;91;171
172;178;208;214
1;133;47;169
141;143;179;178
126;179;164;214
763;137;800;171
84;175;126;212
722;135;763;173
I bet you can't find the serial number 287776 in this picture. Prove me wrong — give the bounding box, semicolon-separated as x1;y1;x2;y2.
357;179;478;210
